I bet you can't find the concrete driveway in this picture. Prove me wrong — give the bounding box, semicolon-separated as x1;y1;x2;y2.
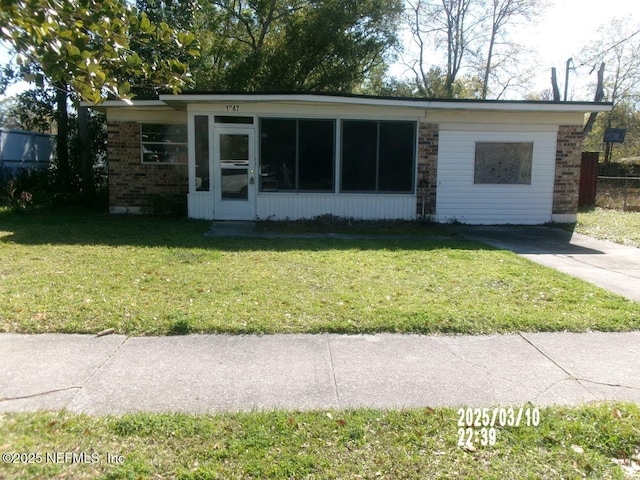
456;226;640;302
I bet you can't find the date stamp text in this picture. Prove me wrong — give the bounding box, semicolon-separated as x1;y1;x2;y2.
456;407;540;447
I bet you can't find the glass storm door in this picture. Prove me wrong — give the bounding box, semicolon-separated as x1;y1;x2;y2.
213;127;255;220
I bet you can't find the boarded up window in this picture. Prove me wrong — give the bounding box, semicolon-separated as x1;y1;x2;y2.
474;142;533;185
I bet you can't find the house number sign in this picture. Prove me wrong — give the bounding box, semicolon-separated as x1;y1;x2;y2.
225;105;240;112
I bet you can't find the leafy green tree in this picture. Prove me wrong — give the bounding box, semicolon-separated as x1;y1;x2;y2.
1;0;198;197
193;0;402;92
0;88;56;133
0;0;198;102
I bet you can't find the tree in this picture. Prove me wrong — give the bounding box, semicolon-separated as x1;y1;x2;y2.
405;0;481;98
578;18;640;165
0;89;56;132
0;0;198;103
1;0;198;197
480;0;540;99
192;0;402;92
404;0;541;99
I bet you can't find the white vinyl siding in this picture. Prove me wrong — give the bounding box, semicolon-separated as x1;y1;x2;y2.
436;129;557;225
256;194;416;220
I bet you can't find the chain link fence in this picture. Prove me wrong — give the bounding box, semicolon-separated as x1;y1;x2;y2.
597;176;640;211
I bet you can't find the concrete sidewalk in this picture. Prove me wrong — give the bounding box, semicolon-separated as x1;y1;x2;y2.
455;226;640;303
1;332;639;415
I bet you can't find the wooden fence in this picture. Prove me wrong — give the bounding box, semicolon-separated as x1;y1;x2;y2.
579;152;599;207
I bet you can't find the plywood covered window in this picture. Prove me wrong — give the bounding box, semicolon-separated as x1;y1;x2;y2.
260;118;335;192
341;120;416;193
474;142;533;185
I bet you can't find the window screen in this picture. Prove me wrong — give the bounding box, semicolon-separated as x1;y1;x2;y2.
260;119;334;192
341;120;416;193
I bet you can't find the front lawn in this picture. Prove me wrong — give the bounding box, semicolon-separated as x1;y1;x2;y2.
576;208;640;248
1;209;638;335
1;404;639;479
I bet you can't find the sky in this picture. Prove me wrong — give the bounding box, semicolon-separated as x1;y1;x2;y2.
0;0;638;101
518;0;638;99
389;0;639;100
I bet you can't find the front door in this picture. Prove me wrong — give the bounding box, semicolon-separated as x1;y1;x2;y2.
213;127;255;220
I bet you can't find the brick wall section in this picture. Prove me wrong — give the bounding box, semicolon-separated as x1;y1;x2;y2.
107;121;188;211
417;122;439;217
553;125;584;215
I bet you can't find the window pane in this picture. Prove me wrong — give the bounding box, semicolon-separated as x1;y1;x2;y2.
474;142;533;184
260;119;296;191
194;116;209;191
378;121;415;192
141;124;187;143
214;116;254;124
142;143;188;163
220;134;248;163
221;168;248;199
341;121;377;191
141;124;188;164
299;120;334;191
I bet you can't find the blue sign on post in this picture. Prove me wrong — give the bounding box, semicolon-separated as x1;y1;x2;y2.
604;128;627;143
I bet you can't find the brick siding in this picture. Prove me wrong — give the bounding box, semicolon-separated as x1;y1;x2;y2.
417;122;439;217
107;121;188;212
553;125;584;215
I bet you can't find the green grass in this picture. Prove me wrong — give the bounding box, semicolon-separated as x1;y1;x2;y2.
576;208;640;248
1;403;639;479
255;216;453;235
1;208;639;335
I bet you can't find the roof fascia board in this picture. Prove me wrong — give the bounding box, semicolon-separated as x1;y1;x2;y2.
159;94;612;113
81;100;167;108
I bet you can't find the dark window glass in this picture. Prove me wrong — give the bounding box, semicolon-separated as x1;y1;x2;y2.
260;119;296;191
214;116;254;124
379;121;416;192
298;120;334;191
341;120;415;193
194;116;210;191
260;119;334;192
341;121;377;191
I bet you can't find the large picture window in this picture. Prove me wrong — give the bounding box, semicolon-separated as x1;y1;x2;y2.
341;120;416;193
260;119;335;192
141;124;188;164
474;142;533;185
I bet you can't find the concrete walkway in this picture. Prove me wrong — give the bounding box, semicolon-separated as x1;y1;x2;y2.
455;226;640;302
1;332;639;415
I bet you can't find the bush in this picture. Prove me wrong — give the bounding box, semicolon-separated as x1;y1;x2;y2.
142;194;188;217
1;169;51;210
1;167;108;211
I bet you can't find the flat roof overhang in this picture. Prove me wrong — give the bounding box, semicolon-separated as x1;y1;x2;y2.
87;92;613;114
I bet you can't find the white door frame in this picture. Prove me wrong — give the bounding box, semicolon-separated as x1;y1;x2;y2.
213;126;256;220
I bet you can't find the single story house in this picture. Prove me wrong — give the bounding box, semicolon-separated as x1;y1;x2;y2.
95;93;611;224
